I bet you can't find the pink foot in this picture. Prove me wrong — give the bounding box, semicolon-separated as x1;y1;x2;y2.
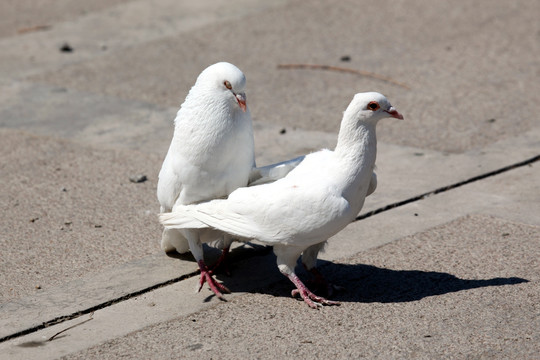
197;260;230;300
211;247;231;276
286;272;340;309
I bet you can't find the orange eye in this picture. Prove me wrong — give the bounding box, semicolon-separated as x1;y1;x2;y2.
367;101;380;111
224;80;232;90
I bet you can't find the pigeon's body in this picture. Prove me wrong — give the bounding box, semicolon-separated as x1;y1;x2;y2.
157;75;254;209
161;92;403;307
157;62;255;296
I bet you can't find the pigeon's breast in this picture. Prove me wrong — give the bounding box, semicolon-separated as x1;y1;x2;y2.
175;113;254;204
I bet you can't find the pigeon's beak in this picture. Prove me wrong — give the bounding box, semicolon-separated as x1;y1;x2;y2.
235;93;247;112
385;107;404;120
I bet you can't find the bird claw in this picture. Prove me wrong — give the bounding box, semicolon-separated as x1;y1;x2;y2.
197;261;230;299
291;288;340;308
287;273;340;309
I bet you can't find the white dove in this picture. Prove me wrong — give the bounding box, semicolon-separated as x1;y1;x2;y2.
157;62;256;298
160;92;404;308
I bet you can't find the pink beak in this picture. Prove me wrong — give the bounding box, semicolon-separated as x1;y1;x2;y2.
236;93;247;112
385;107;404;120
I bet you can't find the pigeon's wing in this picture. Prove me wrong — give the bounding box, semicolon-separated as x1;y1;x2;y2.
367;172;377;196
248;155;305;186
161;167;351;248
157;152;183;212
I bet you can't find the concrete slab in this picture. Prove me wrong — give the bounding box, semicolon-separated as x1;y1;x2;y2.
1;158;537;359
0;129;162;302
0;0;288;78
22;0;540;153
0;0;135;39
2;214;536;359
72;215;531;360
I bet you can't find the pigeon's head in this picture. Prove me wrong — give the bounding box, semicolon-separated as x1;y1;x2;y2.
345;92;404;124
196;62;248;112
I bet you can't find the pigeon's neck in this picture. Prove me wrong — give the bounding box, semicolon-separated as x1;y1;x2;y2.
335;121;377;168
334;121;377;208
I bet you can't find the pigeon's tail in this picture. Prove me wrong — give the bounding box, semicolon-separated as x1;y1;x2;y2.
159;209;208;230
160;202;262;243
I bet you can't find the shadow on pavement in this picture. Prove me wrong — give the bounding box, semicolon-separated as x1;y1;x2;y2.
223;255;528;304
315;260;528;303
166;245;528;305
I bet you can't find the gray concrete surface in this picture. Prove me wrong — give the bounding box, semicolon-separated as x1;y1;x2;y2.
0;0;539;358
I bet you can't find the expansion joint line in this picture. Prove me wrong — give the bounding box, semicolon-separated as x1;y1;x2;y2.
356;154;540;221
0;270;199;343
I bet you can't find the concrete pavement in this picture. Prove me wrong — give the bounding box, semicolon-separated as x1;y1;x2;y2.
0;0;538;358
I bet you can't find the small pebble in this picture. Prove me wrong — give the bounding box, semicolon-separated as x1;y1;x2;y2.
129;174;147;183
60;43;73;53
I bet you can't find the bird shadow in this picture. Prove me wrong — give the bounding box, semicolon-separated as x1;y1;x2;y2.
166;246;528;304
226;255;528;304
317;260;528;303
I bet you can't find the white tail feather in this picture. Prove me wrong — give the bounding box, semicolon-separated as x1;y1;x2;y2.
159;209;207;229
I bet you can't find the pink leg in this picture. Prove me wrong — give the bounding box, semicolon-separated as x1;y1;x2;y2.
211;247;231;276
197;260;230;300
285;272;340;309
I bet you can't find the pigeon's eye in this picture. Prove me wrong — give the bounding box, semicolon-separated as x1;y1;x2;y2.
367;101;380;111
224;80;232;90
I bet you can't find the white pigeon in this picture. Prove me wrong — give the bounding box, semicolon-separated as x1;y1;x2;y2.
160;92;404;308
157;62;256;298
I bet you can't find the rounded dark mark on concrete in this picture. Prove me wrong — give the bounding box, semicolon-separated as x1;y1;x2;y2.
279;128;287;135
30;217;39;223
60;43;73;53
187;343;203;351
414;213;419;216
340;55;351;62
129;174;147;183
486;118;496;123
17;340;47;348
51;88;67;93
414;152;424;156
